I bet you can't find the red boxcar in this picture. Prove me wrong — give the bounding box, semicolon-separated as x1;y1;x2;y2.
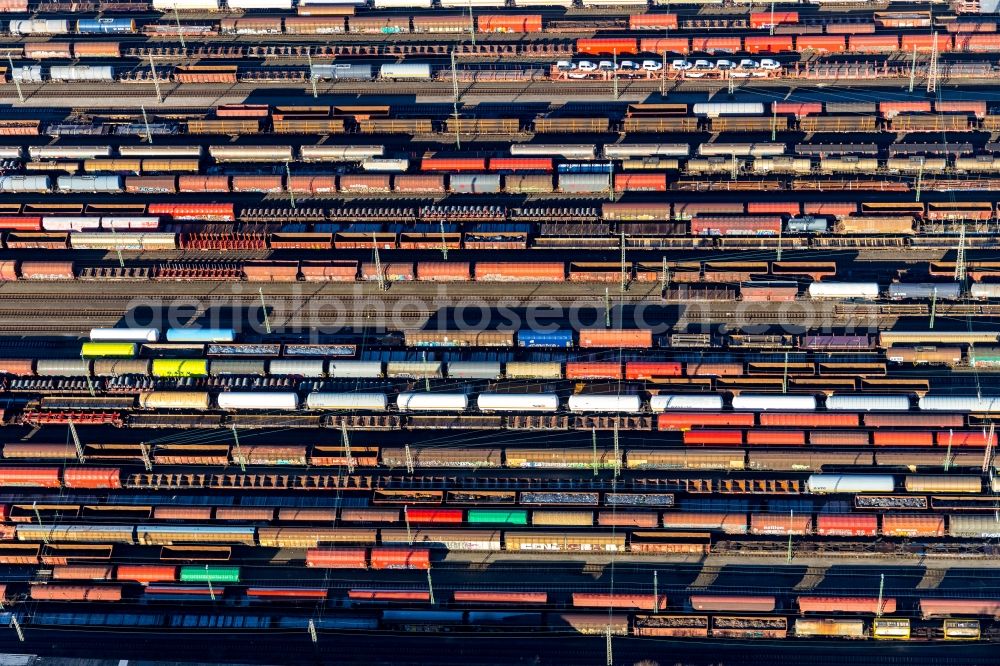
369;548;430;570
919;599;1000;619
761;413;859;427
747;201;801;216
746;430;806;446
815;515;878;537
476;14;541;33
683;430;744;446
629;14;678;30
488;158;552;172
62;467;121;489
750;11;797;29
690;595;776;612
247;587;328;599
577;38;638;55
0;216;42;231
873;431;934;447
614;173;668;192
348;589;431;602
116;565;177;583
420;157;487;172
639;37;689;54
657;413;756;430
306;548;368;569
405;508;463;524
794;35;846;53
937;431;995;447
0;467;61;488
579;329;653;348
864;413;964;428
624;362;682;380
772;102;822;117
565;362;622;380
744;35;794;54
147;203;235;222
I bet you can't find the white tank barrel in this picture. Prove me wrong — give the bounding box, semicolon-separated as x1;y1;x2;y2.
732;394;817;411
396;392;468;412
807;474;895;494
90;327;160;342
305;393;388;410
650;394;723;411
477;393;560;412
567;395;642;413
216;392;299;410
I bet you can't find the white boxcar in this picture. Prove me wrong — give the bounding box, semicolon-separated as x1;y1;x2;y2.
692;103;766;117
732;394;817;411
379;63;432;80
139;391;211;410
397;392;469;412
919;396;1000;412
152;0;221;9
32;146;111;159
477;393;559;412
808;282;880;299
11;66;43;83
100;217;160;230
328;360;383;378
119;145;203;157
447;362;502;379
305;393;388;410
806;474;895;494
826;394;910;411
441;0;504;6
649;394;724;411
374;0;431;6
268;360;326;377
567;395;642;413
91;327;160;342
216;392;299;410
512;0;572;7
362;158;409;172
386;361;443;378
971;283;1000;300
226;0;292;7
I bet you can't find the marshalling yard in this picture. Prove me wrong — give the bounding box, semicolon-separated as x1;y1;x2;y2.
3;0;1000;663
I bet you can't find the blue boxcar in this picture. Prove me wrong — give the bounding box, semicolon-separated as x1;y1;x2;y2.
166;328;236;343
517;330;573;348
77;18;136;33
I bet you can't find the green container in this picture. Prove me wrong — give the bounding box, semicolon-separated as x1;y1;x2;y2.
152;358;208;378
467;509;528;525
80;342;138;358
179;565;240;583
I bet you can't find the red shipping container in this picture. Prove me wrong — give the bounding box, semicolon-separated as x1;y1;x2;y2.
0;467;60;488
349;589;431;601
420;157;487;172
684;430;744;446
639;38;689;54
476;14;541;33
63;468;120;489
0;216;42;231
416;262;470;282
629;14;678;30
579;329;652;349
882;515;944;538
474;262;564;282
848;34;900;52
750;513;811;535
750;11;797;29
803;201;856;217
746;430;806;446
657;413;755;430
115;565;177;583
772;102;822;117
455;591;548;604
954;33;1000;52
874;431;933;447
624;362;682;380
902;33;954;52
565;362;622;380
178;176;230;193
690;595;775;612
393;175;445;193
864;413;963;428
306;548;368;569
794;35;846;53
148;203;234;221
798;596;895;614
747;201;801;216
369;548;430;570
572;593;666;610
744;35;794;54
809;431;870;446
880;101;932;118
577;38;638;55
760;413;859;427
691;36;740;53
489;158;551;172
287;175;337;194
815;515;878;537
405;508;463;524
937;431;996;447
614;173;667;192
